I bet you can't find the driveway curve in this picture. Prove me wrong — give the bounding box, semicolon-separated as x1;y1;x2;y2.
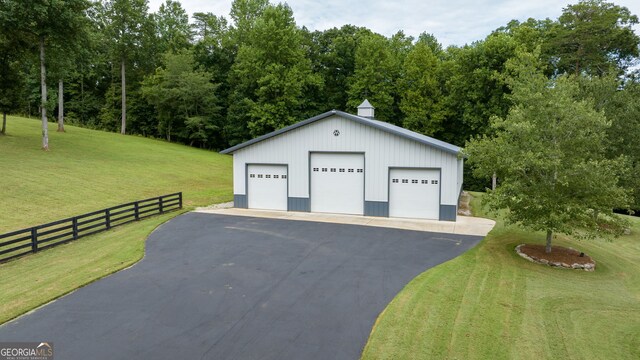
0;213;483;359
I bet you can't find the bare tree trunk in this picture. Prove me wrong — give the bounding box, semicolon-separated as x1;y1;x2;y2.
1;111;6;134
121;59;126;135
40;36;49;151
545;230;553;253
57;79;65;132
80;65;84;123
492;172;497;190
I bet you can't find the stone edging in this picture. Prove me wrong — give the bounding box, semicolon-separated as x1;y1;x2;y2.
515;244;595;271
195;201;234;211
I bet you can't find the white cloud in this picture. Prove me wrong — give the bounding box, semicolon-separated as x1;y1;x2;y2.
148;0;640;46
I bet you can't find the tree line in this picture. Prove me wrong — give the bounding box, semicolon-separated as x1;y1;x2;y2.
0;0;639;202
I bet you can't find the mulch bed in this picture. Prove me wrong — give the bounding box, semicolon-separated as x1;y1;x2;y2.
516;244;596;271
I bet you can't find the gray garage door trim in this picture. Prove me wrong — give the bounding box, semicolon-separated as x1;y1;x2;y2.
388;167;442;220
246;163;289;211
309;151;365;215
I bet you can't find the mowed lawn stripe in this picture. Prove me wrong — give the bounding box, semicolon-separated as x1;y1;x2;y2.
361;192;640;360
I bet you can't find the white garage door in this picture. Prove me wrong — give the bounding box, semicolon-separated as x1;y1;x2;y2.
247;164;288;211
310;153;364;215
389;168;440;219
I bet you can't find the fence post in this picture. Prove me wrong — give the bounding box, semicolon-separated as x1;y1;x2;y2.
0;192;182;263
72;217;78;240
31;228;38;253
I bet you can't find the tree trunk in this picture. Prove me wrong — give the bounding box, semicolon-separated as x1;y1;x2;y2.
492;172;497;190
1;111;6;134
121;59;126;135
57;79;65;132
80;65;84;123
40;36;49;151
545;230;553;253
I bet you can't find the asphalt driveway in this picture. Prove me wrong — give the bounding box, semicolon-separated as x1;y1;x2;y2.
0;213;483;359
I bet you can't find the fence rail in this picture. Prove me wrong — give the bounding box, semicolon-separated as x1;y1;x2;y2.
0;192;182;263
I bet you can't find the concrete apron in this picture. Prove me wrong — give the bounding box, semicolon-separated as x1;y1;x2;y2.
194;208;496;237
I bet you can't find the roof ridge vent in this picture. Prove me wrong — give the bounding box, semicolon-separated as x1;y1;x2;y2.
357;99;375;119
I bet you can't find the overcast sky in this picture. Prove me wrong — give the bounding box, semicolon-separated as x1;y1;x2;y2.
148;0;640;46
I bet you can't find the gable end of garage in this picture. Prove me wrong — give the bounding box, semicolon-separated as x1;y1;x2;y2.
220;110;462;156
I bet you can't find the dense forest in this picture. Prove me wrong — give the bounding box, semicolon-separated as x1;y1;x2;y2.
1;0;639;195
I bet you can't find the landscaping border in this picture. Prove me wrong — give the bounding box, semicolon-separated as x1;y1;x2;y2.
515;244;595;271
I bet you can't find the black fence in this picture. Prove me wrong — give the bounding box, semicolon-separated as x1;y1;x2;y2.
0;192;182;263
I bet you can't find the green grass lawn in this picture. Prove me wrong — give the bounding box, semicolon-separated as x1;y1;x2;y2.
362;192;640;360
0;116;232;324
0;211;182;324
0;116;232;233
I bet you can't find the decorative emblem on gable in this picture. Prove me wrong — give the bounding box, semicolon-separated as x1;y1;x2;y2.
333;130;340;136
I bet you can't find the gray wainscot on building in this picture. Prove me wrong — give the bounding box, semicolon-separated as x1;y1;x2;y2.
220;100;464;221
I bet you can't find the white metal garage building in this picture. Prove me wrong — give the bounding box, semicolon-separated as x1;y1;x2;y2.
221;101;464;221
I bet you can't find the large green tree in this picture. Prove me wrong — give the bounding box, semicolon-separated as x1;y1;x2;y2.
229;0;269;46
603;81;640;210
466;51;630;253
226;3;321;141
63;12;107;128
142;50;220;146
440;32;517;146
192;12;234;127
346;33;399;122
305;25;370;112
155;0;192;54
0;0;90;149
575;75;640;210
399;39;444;136
100;0;150;135
192;11;231;73
547;0;639;75
0;33;24;134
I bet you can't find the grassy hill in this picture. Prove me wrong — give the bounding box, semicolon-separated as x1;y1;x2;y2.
0;116;232;233
362;192;640;359
0;116;232;324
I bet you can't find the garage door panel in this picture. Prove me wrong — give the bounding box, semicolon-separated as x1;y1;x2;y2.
248;165;287;211
310;153;364;215
389;169;440;219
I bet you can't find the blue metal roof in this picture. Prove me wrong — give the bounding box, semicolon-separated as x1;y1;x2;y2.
220;110;462;155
